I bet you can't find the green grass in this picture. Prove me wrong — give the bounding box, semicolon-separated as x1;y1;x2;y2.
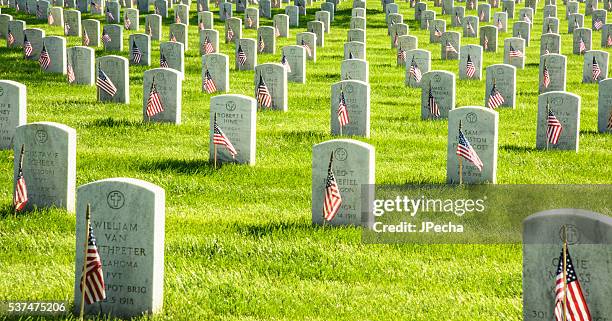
0;0;610;319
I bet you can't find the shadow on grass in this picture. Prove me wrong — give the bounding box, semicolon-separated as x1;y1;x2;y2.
501;144;537;152
233;220;334;238
0;203;17;219
580;129;601;135
269;129;327;141
88;117;149;128
138;157;220;175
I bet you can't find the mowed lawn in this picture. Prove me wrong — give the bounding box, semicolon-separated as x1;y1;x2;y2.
0;0;610;319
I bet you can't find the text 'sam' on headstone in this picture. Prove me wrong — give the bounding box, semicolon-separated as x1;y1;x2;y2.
523;209;612;321
143;68;182;124
13;122;76;212
209;94;256;165
74;178;165;318
330;80;370;138
446;107;498;184
0;80;26;150
311;139;375;227
536;91;581;152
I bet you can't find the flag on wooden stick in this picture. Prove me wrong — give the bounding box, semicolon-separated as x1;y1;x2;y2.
13;144;28;212
323;152;342;222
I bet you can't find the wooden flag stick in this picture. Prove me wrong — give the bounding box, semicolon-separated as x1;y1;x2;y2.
562;224;568;321
79;204;91;321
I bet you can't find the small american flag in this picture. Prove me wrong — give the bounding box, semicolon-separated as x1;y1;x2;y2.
455;13;462;25
496;18;503;29
425;19;430;30
258;36;265;52
409;58;422;82
48;13;54;25
592;56;601;81
146;80;164;117
246;15;253;28
281;55;291;73
131;41;142;64
23;35;33;57
543;63;551;88
523;14;531;23
465;55;476;78
397;47;406;62
124;15;131;30
428;86;440;118
82;29;90;46
594;19;603;30
607;111;612;130
553;248;591;321
607;33;612;47
487;82;504;109
337;90;349;128
256;75;272;108
7;29;15;46
301;39;312;57
80;221;106;305
393;32;399;47
155;5;160;14
479;10;485;21
90;0;99;10
574;19;580;29
445;41;458;54
457;128;483;171
517;31;523;40
275;25;280;37
483;35;489;50
578;37;586;53
547;24;553;34
203;36;214;54
546;106;563;145
323;152;342;222
509;45;523;57
198;2;203;11
64;23;70;35
39;45;51;70
96;68;117;97
175;13;181;24
169;32;177;42
36;4;43;18
198;20;204;30
105;8;114;21
434;26;443;37
237;45;247;66
13;145;28;212
227;26;234;42
466;21;474;34
468;0;474;9
101;30;112;44
349;52;354;59
203;69;217;94
67;63;76;83
213;114;237;158
146;22;152;36
160;54;169;68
